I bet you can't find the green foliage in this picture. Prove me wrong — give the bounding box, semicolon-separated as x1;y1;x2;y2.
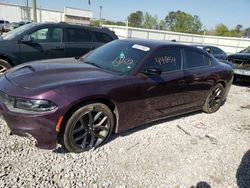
215;24;229;36
165;11;202;34
159;20;166;30
127;11;144;27
90;19;126;27
214;24;247;37
143;12;158;29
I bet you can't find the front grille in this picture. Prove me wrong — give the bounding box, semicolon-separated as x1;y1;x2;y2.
234;63;250;70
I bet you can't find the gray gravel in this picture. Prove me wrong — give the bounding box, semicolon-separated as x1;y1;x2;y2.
0;84;250;188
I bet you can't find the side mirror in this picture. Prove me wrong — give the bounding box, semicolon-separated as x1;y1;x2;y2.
21;35;32;43
142;68;162;76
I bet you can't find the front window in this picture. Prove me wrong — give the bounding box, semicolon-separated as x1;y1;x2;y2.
144;49;182;72
80;40;151;74
30;28;63;43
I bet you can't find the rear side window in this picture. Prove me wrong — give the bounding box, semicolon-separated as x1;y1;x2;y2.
0;20;4;24
184;49;210;69
93;31;113;43
144;49;181;72
66;28;92;42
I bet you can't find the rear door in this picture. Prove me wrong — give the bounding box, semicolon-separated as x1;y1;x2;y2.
64;27;93;58
183;48;214;106
19;26;65;63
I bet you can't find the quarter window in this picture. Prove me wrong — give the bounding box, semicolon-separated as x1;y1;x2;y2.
184;49;209;69
144;49;181;72
66;28;92;42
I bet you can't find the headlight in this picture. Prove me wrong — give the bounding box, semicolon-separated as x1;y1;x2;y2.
13;98;57;113
0;92;57;114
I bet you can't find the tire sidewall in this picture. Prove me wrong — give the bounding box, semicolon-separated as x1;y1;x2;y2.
0;59;11;72
203;83;224;113
63;103;114;153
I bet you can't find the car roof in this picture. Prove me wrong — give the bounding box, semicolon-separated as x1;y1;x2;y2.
121;38;200;51
33;22;111;32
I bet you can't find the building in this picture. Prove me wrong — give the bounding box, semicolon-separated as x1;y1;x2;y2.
0;2;93;25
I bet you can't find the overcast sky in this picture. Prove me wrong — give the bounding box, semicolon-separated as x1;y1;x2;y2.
2;0;250;29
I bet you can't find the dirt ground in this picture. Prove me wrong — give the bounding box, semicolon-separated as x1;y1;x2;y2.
0;82;250;188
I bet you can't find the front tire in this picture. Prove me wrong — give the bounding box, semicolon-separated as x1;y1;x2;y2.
0;59;11;74
203;83;224;113
62;103;114;153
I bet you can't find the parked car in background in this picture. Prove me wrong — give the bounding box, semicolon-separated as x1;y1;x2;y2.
10;21;32;30
228;46;250;80
194;45;233;67
0;20;10;32
0;39;233;153
0;22;118;74
194;45;228;60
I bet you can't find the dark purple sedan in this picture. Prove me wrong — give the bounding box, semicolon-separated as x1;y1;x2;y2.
0;39;233;153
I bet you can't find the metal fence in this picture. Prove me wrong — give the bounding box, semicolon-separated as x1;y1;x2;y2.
103;25;250;54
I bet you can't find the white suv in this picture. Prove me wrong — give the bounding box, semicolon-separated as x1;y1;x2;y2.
0;20;10;33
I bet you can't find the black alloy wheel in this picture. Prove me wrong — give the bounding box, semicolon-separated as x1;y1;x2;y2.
203;83;224;113
62;103;114;153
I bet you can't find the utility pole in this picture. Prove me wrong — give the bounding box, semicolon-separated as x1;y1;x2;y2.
99;5;102;21
26;0;29;21
32;0;37;22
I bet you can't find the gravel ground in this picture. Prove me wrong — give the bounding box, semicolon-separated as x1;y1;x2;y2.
0;83;250;188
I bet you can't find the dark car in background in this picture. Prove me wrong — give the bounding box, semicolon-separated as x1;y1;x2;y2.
0;22;118;74
228;46;250;80
194;45;228;60
0;39;233;153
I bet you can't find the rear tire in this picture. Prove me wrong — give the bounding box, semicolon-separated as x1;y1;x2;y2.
203;83;224;113
0;59;11;74
62;103;114;153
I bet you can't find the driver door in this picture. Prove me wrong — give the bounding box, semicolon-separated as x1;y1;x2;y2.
19;27;65;63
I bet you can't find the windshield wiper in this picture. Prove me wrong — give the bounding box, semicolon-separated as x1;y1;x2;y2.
84;61;102;69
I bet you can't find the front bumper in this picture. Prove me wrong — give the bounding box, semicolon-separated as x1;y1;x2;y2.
0;100;59;149
0;101;59;150
234;69;250;76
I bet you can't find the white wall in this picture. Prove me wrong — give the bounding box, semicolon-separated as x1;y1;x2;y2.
104;25;250;54
0;3;23;22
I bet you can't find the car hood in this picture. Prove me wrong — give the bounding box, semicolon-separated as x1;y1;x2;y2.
228;53;250;62
5;58;118;89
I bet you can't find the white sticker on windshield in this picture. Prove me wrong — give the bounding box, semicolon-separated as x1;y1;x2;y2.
132;44;150;52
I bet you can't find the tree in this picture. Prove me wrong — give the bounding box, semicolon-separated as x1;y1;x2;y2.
159;20;166;30
235;24;243;33
127;11;143;27
245;27;250;38
215;24;229;36
143;12;158;29
165;11;202;34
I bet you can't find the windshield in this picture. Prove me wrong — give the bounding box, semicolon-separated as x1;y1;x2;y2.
2;23;37;40
241;46;250;53
80;40;151;74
